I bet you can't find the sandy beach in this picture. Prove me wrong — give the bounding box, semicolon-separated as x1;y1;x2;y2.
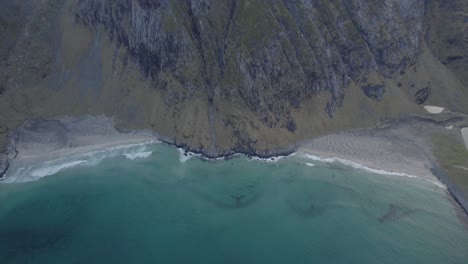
2;114;468;213
299;113;467;180
298;114;468;213
1;116;160;182
16;116;158;158
0;115;460;183
299;131;435;182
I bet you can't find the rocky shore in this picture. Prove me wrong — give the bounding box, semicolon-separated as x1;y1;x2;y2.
0;135;17;180
0;115;297;180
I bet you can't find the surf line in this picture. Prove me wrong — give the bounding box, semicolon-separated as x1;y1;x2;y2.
298;153;446;189
3;140;161;183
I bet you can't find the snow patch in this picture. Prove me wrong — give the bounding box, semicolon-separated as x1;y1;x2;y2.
424;105;444;114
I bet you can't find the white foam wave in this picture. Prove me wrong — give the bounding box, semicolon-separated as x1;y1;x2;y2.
4;140;160;183
178;148;201;163
121;143;154;160
249;155;287;163
301;153;445;189
30;160;88;178
124;151;152;160
304;163;316;167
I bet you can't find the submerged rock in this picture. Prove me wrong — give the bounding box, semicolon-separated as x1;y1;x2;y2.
378;204;414;224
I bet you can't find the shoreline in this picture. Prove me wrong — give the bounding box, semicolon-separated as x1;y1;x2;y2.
1;115;467;216
1;132;444;187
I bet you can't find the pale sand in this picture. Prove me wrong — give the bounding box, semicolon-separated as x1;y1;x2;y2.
14;116;158;161
461;127;468;150
424;105;445;114
299;131;436;182
299;115;467;187
2;116;159;182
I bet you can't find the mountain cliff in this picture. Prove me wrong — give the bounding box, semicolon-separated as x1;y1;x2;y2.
73;0;426;117
1;0;467;173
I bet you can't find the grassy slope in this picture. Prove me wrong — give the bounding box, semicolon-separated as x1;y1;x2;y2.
432;134;468;198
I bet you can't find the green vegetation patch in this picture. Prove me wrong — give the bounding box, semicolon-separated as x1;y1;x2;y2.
432;135;468;196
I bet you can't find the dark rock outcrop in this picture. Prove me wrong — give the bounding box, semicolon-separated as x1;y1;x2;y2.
0;135;17;180
362;84;385;101
415;87;431;105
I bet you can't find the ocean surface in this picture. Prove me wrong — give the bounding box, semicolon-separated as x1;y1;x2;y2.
1;143;467;263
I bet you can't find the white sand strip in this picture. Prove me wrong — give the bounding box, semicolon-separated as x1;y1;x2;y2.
454;166;468;171
424;105;445;114
462;127;468;150
297;151;444;188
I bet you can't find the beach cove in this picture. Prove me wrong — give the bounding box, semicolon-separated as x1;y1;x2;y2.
1;115;468;263
1;142;468;263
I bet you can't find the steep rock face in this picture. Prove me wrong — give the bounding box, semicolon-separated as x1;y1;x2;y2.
0;0;467;168
74;0;425;117
426;0;468;86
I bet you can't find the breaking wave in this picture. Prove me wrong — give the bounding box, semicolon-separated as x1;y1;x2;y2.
178;148;201;163
124;151;153;160
249;155;287;163
30;160;88;178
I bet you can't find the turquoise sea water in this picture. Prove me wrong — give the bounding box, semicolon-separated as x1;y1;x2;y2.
0;144;467;263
